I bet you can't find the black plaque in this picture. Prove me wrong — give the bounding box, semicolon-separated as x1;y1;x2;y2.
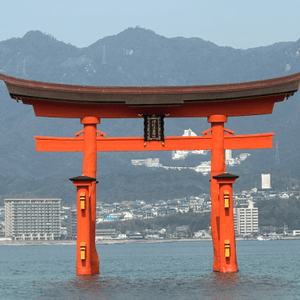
144;114;164;141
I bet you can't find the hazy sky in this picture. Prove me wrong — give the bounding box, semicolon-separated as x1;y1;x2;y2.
1;0;300;49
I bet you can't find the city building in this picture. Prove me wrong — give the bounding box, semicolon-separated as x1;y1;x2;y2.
172;129;208;160
67;209;77;239
234;200;258;236
262;173;272;189
131;158;162;167
96;228;117;240
174;225;191;238
5;198;61;240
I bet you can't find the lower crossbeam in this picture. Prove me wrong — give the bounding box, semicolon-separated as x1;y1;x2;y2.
35;133;274;152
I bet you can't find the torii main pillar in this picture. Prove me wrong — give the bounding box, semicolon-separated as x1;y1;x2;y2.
80;116;99;274
209;115;228;272
69;116;100;275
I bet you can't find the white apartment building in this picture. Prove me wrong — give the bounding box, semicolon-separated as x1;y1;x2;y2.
5;198;61;240
234;200;258;236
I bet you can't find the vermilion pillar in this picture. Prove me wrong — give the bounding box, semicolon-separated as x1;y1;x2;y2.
213;173;239;273
81;116;100;275
208;115;227;272
70;176;96;275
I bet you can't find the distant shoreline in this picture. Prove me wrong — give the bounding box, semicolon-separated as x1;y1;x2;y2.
0;236;300;246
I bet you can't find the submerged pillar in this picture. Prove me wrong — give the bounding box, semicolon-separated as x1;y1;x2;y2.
81;116;100;275
213;173;239;273
70;175;97;275
208;115;227;272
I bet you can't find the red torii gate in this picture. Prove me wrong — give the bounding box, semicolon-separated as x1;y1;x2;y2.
1;72;300;275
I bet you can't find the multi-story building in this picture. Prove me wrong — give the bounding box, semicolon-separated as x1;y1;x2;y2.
5;198;61;240
234;200;258;236
67;209;77;239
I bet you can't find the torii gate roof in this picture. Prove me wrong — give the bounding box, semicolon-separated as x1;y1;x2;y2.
1;72;300;118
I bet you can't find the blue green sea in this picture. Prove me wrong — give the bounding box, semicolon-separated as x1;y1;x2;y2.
0;240;299;299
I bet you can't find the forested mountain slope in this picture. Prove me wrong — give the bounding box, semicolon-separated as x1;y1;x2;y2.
0;27;300;203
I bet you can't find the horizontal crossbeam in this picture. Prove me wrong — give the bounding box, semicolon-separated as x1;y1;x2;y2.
34;133;274;152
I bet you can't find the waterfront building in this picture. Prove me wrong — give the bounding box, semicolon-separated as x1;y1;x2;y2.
5;198;61;240
234;200;258;236
174;225;191;238
67;209;77;239
293;230;300;236
96;228;117;240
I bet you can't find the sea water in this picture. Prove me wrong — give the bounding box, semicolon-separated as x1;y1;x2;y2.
0;240;299;299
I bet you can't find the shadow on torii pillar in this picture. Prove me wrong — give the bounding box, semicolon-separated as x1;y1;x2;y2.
1;72;300;275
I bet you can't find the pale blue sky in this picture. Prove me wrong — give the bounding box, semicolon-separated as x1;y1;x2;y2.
1;0;300;49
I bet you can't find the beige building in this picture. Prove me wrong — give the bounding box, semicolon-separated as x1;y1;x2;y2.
5;198;61;240
234;200;258;236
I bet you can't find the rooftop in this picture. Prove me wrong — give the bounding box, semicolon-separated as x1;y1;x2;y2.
1;72;300;118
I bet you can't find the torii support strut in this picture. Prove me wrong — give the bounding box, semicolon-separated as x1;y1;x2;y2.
70;175;97;275
213;172;239;272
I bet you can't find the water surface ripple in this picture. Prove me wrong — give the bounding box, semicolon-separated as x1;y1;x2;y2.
0;240;299;299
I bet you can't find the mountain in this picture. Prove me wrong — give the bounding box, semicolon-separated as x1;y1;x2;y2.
0;27;300;204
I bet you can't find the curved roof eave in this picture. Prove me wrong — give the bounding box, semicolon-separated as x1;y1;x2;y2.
0;72;300;105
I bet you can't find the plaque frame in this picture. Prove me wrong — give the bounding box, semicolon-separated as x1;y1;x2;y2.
143;114;165;142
